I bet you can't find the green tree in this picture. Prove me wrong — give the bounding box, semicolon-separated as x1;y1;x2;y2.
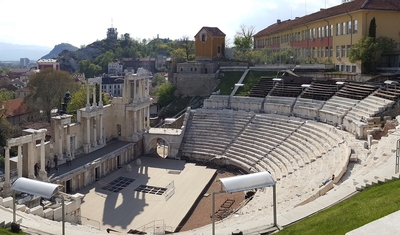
67;83;110;116
349;36;397;73
152;73;166;87
0;88;14;101
233;25;255;62
24;69;79;122
180;36;195;60
78;60;102;78
156;82;176;107
368;17;377;40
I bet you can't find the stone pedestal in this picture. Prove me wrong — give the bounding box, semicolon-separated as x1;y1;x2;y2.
83;143;90;154
1;183;12;197
39;170;48;181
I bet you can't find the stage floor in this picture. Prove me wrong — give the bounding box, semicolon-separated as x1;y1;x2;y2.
79;157;216;233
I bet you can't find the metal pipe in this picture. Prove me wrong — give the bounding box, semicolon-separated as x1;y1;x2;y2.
62;197;65;235
273;184;277;227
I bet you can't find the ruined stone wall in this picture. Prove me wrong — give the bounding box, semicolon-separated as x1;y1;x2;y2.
172;73;220;97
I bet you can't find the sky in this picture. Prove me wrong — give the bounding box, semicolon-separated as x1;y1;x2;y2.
0;0;343;48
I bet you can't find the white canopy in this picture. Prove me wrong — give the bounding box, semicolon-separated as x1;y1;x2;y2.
219;171;275;193
12;177;61;199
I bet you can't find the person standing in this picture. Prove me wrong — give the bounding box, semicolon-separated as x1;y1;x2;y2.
34;163;39;177
45;161;51;174
53;155;59;171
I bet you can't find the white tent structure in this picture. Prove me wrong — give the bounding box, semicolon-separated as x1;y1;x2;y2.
11;178;65;234
212;171;277;235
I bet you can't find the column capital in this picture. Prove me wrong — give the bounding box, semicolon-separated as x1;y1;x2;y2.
4;146;9;150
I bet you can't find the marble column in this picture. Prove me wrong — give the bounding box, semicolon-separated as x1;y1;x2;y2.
17;145;22;178
147;106;150;128
86;118;91;147
2;146;11;196
39;138;47;181
28;142;35;179
99;115;104;144
93;118;97;147
133;79;137;100
86;83;90;110
58;125;63;157
133;111;137;133
92;85;97;107
99;81;103;107
66;125;71;155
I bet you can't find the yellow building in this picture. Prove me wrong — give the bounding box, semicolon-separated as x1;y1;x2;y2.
194;27;226;61
254;0;400;73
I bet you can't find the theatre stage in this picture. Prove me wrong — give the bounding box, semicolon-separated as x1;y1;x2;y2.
79;156;216;233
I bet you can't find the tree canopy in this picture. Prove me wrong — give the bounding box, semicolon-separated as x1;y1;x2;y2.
349;36;397;73
24;69;79;122
156;82;176;107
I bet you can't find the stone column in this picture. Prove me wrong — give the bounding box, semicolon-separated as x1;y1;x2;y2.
92;85;97;107
99;80;103;107
93;118;97;147
147;106;150;128
133;111;137;133
99;115;104;144
86;117;91;147
2;146;11;196
86;83;90;110
66;125;71;155
39;138;47;181
17;145;22;178
58;124;63;158
28;142;35;179
133;79;137;100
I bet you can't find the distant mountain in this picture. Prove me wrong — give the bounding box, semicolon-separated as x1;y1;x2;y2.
41;43;78;59
0;42;52;61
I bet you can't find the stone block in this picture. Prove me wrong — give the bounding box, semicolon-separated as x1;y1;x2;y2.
43;208;54;220
1;197;13;208
16;204;26;212
30;205;43;216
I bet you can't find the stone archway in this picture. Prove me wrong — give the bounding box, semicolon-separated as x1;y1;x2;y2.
143;130;183;159
146;136;171;158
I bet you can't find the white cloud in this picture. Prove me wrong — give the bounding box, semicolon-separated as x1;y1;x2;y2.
0;0;342;47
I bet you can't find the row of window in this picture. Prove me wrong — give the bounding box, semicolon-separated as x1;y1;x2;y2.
268;44;352;59
102;85;122;90
256;20;358;47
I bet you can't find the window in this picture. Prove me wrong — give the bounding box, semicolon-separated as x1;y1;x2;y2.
347;45;351;57
337;23;341;36
201;33;206;42
341;65;345;71
353;20;358;33
325;26;328;37
330;46;333;57
330;25;333;36
317;47;321;57
313;28;316;38
217;46;221;54
321;27;325;38
318;27;321;38
325;47;329;58
321;48;324;58
346;65;351;72
336;46;340;58
348;21;352;34
341;45;346;57
302;30;304;40
352;66;357;73
342;22;346;35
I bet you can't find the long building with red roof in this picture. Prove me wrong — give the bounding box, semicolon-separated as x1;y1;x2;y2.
253;0;400;73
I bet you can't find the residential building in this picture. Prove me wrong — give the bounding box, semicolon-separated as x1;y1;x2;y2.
253;0;400;73
20;58;30;68
15;87;30;99
2;98;41;126
194;27;226;61
37;59;60;71
108;61;124;75
139;58;156;73
101;75;124;97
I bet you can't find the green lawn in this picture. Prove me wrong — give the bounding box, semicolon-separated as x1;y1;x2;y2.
276;179;400;235
0;227;25;234
214;71;244;95
236;71;276;96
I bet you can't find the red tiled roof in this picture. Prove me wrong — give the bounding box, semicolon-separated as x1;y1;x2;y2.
9;68;30;74
254;0;400;37
3;98;28;117
195;27;226;37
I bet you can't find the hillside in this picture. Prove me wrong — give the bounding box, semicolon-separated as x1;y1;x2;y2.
41;43;78;59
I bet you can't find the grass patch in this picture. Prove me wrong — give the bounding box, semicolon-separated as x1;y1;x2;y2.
276;179;400;235
214;71;244;95
236;71;277;96
0;227;25;234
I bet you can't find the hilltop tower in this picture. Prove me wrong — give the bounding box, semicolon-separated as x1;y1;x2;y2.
107;19;118;42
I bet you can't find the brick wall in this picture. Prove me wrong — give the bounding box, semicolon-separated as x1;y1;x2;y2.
172;73;220;96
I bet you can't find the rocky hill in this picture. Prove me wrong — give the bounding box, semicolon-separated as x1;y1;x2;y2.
41;43;78;59
57;40;109;73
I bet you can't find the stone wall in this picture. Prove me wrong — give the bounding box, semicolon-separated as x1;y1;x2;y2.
172;73;220;97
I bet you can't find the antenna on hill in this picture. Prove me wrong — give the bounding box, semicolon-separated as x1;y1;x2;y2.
111;18;113;28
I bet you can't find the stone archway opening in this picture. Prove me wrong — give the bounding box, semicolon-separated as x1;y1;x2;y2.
147;137;170;158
